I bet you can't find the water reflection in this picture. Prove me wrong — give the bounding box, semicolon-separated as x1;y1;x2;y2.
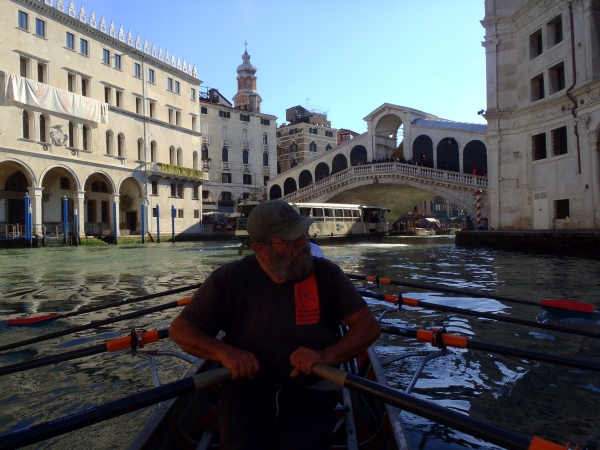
0;238;598;449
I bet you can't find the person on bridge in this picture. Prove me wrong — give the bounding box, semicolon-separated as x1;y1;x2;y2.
170;199;380;450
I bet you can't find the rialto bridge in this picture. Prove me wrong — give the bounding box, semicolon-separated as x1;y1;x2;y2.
268;103;489;221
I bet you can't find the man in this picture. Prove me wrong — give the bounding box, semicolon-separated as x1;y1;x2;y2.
170;199;380;449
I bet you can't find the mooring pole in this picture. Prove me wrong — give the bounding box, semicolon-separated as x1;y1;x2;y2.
156;205;161;243
141;204;146;244
113;201;118;245
171;205;176;242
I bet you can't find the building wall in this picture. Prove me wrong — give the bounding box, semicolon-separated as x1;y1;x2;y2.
276;123;338;173
199;102;277;212
0;0;204;237
483;0;600;230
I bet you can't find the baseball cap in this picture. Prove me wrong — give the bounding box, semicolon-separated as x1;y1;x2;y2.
247;200;314;242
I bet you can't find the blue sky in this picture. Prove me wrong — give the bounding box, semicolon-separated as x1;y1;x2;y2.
75;0;487;133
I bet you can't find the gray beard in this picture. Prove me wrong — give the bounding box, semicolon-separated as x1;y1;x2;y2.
267;242;314;282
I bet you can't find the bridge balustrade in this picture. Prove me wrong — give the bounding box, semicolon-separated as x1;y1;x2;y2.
283;163;487;202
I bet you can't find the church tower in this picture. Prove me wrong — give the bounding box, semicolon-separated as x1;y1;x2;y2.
232;46;262;112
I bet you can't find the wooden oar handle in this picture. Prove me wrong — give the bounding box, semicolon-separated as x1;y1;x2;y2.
417;329;468;348
528;436;571;449
106;330;160;352
177;296;193;306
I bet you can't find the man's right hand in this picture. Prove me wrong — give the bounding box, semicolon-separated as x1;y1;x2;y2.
220;347;260;380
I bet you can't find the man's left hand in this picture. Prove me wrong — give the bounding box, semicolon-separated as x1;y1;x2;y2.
289;347;328;377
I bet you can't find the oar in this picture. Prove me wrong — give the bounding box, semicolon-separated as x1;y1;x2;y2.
0;297;192;353
7;283;202;326
348;274;597;318
360;290;600;339
380;323;600;373
0;328;170;377
312;363;571;450
0;367;231;450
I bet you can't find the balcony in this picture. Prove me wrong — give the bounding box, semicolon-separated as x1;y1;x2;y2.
242;141;250;150
263;144;269;152
146;162;208;182
202;159;211;170
202;136;211;145
263;166;270;175
222;139;230;147
243;163;250;172
222;161;230;170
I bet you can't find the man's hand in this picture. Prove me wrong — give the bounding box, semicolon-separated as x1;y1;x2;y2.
220;347;260;380
289;347;328;377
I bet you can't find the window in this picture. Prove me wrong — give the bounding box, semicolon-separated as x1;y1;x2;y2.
152;207;157;218
167;78;173;91
92;181;108;193
135;97;142;114
325;130;334;137
114;54;121;70
177;148;183;166
243;174;252;185
531;73;545;101
151;181;158;195
178;209;184;219
222;173;232;183
554;199;570;219
175;81;180;94
326;143;332;151
263;153;269;166
81;78;90;97
168;108;174;124
176;111;181;126
137;138;144;160
103;49;110;65
149;101;156;118
82;125;89;150
37;63;47;83
548;15;563;47
105;130;114;154
551;126;568;156
261;118;270;125
240;114;250;122
148;68;155;83
134;63;141;78
18;11;28;30
202;146;209;159
177;184;184;198
68;73;76;93
264;175;269;186
60;177;71;190
22;111;30;139
20;56;28;78
151;141;157;162
116;90;123;108
532;132;547;161
39;115;47;142
193;185;199;199
104;86;112;104
289;129;295;135
80;38;88;55
201;106;208;114
243;150;249;164
192;116;197;131
194;209;199;219
549;62;565;94
35;18;45;37
190;88;196;100
170;183;176;197
68;121;76;147
66;32;75;50
222;148;229;162
529;29;543;59
219;110;231;118
310;141;317;152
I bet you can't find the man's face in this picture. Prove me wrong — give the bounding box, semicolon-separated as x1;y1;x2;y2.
265;231;313;282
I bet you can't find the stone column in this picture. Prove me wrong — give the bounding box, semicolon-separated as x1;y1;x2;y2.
28;187;43;236
73;191;85;238
111;194;120;238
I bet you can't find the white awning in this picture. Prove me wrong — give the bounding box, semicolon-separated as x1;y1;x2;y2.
4;72;108;124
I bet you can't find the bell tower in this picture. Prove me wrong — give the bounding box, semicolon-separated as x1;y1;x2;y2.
232;43;262;112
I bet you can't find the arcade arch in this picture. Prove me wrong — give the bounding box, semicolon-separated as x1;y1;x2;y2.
463;140;487;174
315;162;330;181
436;138;459;172
118;177;144;233
350;145;368;165
331;154;348;175
269;184;282;200
299;170;313;189
283;178;297;195
40;166;80;225
412;135;433;167
83;172;114;233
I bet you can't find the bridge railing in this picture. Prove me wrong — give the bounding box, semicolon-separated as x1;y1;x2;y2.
283;163;488;202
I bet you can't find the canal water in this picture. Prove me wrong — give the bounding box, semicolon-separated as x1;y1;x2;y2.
0;237;599;449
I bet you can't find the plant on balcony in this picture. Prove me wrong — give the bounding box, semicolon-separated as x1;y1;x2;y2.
157;163;204;180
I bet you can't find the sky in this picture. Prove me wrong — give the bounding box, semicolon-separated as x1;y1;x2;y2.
73;0;487;134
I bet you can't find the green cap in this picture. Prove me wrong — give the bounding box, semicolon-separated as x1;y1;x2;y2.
247;200;314;242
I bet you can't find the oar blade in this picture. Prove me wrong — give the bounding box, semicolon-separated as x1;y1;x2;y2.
7;314;63;326
540;299;595;320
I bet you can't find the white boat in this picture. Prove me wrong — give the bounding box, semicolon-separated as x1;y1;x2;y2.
414;228;436;236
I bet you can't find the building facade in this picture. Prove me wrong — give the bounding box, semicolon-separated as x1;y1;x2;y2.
198;51;277;215
276;106;338;175
482;0;600;230
1;0;205;239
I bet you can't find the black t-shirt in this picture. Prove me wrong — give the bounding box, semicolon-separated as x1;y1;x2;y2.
180;255;366;386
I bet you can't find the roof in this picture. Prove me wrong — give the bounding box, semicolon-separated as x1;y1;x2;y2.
412;118;487;133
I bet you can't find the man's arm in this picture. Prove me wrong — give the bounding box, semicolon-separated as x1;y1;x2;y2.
289;306;381;377
170;314;260;380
